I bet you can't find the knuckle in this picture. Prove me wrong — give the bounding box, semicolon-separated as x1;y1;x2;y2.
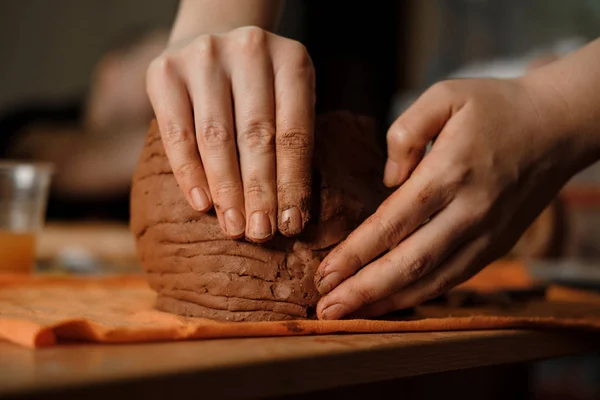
370;213;403;247
193;35;218;60
351;285;378;307
349;252;366;270
333;248;366;273
387;124;423;156
213;180;241;199
147;55;175;80
429;80;458;99
198;120;232;147
387;123;412;146
287;41;311;65
240;120;275;151
244;176;266;198
433;160;472;196
174;161;200;180
235;26;268;52
447;162;473;188
276;181;311;207
279;41;314;76
398;254;428;283
276;128;313;152
161;121;194;147
277;180;310;193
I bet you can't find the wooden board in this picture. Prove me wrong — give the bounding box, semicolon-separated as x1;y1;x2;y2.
1;330;598;400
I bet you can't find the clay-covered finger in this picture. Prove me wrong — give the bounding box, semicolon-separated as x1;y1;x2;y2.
314;172;451;297
230;28;277;243
272;39;315;237
349;235;490;318
146;56;212;212
185;37;245;238
315;201;472;320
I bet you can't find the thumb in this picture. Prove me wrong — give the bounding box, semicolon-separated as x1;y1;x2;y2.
384;82;457;187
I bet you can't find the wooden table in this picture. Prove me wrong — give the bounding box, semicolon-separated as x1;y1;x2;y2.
1;330;598;400
9;223;597;398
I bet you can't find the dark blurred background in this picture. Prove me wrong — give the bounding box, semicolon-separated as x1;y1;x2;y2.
2;0;600;222
1;1;600;398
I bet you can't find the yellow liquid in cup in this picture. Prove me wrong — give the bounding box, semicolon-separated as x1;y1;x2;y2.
0;230;36;273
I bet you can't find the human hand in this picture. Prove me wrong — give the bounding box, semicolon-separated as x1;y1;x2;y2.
146;26;315;242
314;76;585;320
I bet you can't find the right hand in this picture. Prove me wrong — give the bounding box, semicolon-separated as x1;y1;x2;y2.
146;26;315;243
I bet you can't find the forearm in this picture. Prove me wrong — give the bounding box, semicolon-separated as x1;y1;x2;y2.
524;38;600;171
169;0;285;44
10;127;145;198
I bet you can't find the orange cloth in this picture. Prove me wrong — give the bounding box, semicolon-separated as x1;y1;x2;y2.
1;261;600;349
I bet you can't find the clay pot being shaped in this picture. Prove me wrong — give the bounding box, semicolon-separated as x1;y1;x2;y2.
130;111;391;321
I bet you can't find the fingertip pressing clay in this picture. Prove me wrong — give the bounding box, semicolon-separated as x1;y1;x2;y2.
130;111;391;321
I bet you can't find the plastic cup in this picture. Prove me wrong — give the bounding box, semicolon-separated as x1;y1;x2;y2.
0;161;53;273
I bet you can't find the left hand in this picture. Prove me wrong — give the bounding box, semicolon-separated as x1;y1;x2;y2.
313;76;585;320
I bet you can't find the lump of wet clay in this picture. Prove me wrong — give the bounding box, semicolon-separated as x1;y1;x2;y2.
130;111;391;321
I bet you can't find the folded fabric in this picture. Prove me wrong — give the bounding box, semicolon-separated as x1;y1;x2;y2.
1;260;599;349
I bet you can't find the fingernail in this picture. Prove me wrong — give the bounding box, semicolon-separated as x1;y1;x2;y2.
190;187;211;211
248;211;272;240
281;207;302;235
321;304;346;320
315;271;343;295
383;159;401;186
224;208;245;237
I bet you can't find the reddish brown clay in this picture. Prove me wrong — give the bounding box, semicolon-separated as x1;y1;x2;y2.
130;111;391;321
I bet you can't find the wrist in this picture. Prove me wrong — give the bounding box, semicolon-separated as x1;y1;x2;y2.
169;0;284;45
518;73;600;178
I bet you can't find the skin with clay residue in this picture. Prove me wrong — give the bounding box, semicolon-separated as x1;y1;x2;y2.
417;188;431;205
313;271;325;289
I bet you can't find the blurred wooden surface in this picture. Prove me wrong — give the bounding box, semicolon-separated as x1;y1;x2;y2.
0;330;598;400
8;222;600;399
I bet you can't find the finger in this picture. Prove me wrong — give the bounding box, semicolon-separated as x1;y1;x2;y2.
384;81;462;187
348;235;490;319
230;28;277;243
314;171;450;296
271;39;315;237
316;200;473;320
146;57;212;212
185;37;245;238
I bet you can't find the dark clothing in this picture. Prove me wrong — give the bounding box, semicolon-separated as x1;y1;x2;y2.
0;2;405;223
